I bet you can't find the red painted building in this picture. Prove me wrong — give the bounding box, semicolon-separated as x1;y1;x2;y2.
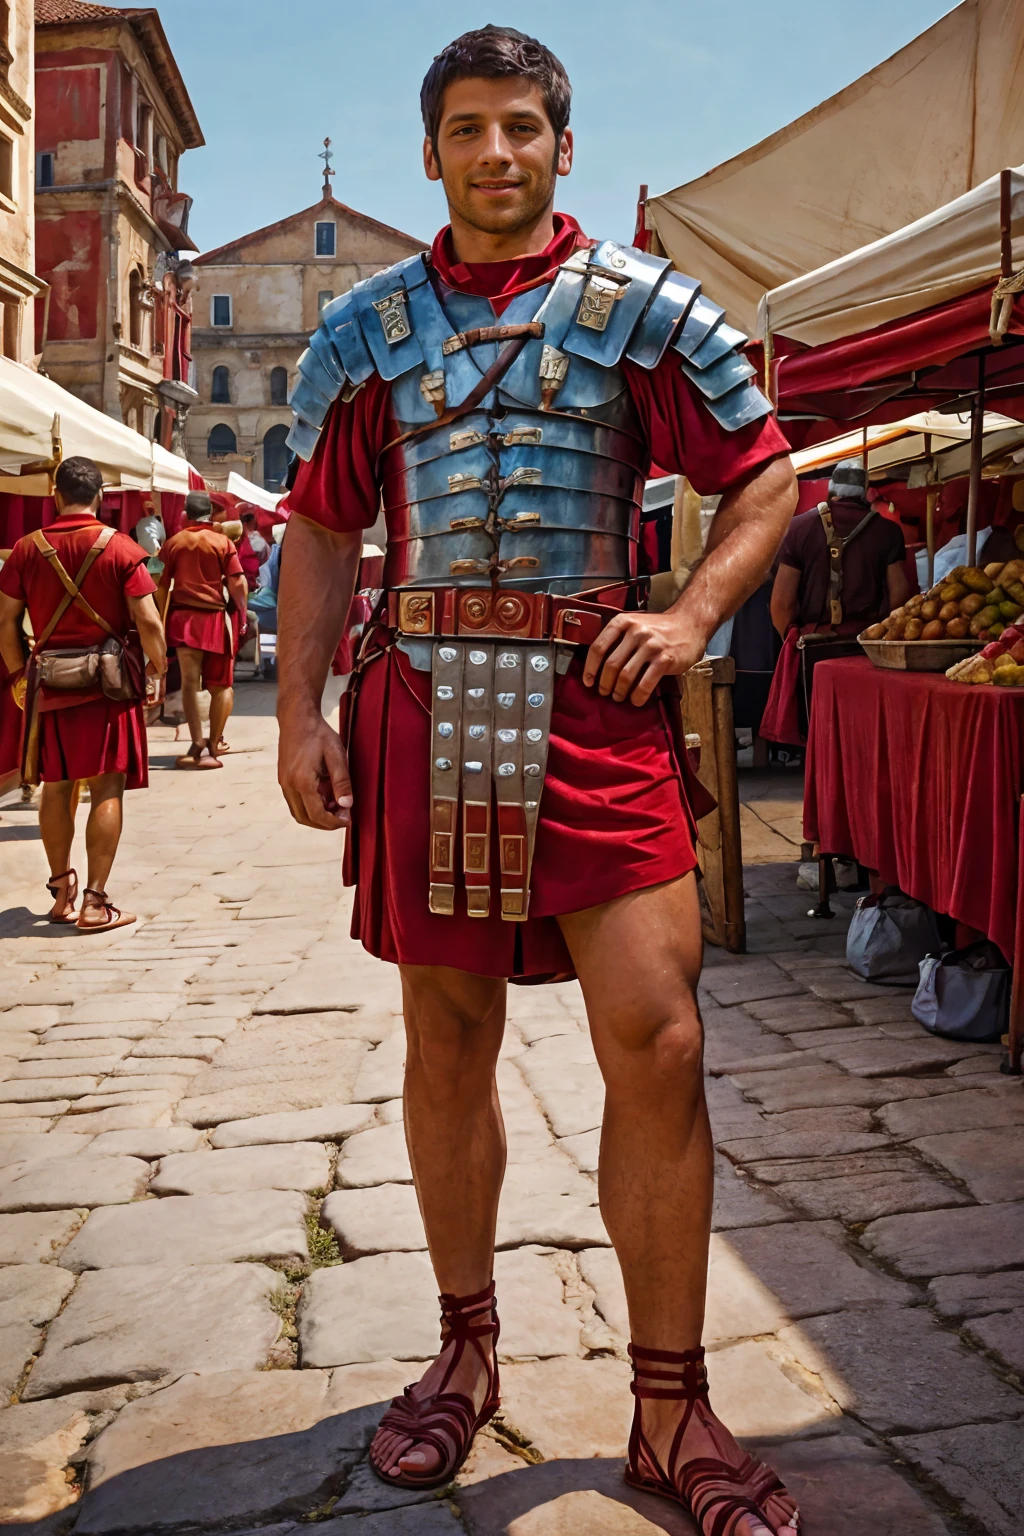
33;2;203;449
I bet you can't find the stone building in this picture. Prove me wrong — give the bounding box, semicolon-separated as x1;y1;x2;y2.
33;1;203;448
0;0;47;361
188;184;422;491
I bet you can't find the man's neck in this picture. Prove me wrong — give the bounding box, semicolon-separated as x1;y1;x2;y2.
57;504;97;520
447;204;556;264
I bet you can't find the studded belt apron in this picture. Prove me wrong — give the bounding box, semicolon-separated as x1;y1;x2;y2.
429;639;556;920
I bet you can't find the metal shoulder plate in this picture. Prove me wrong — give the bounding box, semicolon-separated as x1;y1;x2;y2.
562;239;772;432
287;251;429;460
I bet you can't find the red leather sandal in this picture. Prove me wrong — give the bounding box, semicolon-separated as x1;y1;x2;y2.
369;1281;500;1490
46;868;78;924
625;1344;798;1535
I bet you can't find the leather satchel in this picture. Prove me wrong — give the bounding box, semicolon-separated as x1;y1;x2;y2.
29;527;143;703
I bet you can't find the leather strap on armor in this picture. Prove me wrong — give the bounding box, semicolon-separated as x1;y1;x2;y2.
816;503;877;628
428;638;556;921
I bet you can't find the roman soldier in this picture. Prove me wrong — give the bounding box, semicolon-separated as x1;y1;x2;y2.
278;28;800;1536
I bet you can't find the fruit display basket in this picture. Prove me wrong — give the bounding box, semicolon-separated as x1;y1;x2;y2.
858;636;983;672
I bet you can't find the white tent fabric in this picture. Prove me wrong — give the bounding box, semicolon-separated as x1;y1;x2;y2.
0;359;196;497
225;471;284;511
791;410;1024;476
646;0;1024;334
760;167;1024;346
152;443;193;495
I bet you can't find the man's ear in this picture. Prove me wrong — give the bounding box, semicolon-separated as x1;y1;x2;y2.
423;136;442;183
557;128;573;179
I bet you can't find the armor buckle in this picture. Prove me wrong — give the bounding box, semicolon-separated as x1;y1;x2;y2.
577;272;628;332
372;290;412;345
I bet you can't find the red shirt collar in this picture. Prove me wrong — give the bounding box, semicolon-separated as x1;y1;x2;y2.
428;213;592;310
46;513;105;531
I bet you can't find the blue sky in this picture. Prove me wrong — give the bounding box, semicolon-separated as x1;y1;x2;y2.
159;0;957;255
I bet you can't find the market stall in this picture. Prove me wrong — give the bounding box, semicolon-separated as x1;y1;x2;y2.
761;167;1024;1070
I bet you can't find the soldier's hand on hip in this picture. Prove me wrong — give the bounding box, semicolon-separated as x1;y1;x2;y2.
584;611;705;707
278;713;353;830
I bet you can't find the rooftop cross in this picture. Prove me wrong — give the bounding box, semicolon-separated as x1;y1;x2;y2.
319;137;335;197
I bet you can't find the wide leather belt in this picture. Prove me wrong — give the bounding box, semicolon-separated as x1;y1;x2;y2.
388;584;633;648
428;638;556;923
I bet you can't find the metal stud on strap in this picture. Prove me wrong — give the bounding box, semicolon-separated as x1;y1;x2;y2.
429;643;464;914
462;647;494;917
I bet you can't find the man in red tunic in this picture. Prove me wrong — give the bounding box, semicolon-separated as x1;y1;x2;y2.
0;456;166;930
157;491;247;769
278;29;799;1535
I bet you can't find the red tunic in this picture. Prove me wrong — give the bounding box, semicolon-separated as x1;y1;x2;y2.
289;216;790;979
0;514;154;787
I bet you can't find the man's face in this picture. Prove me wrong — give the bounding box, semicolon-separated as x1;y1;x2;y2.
424;76;572;236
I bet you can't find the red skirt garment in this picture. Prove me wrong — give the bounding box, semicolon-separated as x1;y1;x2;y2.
36;697;148;789
343;643;708;980
167;606;231;653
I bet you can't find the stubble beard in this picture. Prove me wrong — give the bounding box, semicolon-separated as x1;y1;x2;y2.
442;159;559;239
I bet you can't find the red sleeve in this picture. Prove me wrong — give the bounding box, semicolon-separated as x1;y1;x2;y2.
222;544;245;579
623;354;791;497
287;375;391;534
124;564;156;598
777;518;808;570
0;543;26;603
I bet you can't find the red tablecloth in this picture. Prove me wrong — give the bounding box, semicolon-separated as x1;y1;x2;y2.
804;658;1024;963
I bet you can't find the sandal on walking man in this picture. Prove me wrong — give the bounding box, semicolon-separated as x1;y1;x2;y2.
0;456;166;931
157;491;247;769
278;28;800;1536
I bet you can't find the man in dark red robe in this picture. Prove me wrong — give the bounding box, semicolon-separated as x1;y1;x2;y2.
157;491;247;769
0;456;166;929
277;29;799;1535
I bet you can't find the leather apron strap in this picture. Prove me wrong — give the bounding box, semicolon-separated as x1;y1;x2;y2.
817;503;877;628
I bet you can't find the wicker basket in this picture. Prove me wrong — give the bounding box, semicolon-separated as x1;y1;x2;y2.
858;635;983;672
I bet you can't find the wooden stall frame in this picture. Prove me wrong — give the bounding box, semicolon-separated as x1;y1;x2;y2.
679;656;745;954
1004;793;1024;1075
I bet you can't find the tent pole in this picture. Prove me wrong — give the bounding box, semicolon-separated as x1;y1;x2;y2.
862;425;869;480
966;355;986;567
923;432;937;588
1000;169;1013;280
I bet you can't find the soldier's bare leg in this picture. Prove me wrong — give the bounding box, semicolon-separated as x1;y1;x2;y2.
558;873;798;1536
370;964;506;1481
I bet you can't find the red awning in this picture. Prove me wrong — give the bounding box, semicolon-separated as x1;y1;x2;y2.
775;284;1024;423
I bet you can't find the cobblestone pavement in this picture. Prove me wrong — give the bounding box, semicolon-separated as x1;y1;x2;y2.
0;688;1022;1535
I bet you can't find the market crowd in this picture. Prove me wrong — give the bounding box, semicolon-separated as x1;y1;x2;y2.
0;457;273;931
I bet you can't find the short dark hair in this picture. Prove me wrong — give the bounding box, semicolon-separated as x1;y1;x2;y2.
421;26;571;146
185;490;213;520
54;455;103;506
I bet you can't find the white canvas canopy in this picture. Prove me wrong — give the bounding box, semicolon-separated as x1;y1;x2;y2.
790;410;1024;479
646;0;1024;334
0;358;196;497
759;166;1024;347
224;471;284;511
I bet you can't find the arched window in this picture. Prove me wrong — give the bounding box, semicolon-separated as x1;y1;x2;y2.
270;366;288;406
207;423;237;458
263;423;290;490
211;366;231;404
128;269;145;349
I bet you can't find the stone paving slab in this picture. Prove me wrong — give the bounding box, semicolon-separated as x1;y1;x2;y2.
298;1250;440;1367
23;1264;286;1401
0;1155;152;1212
877;1086;1024;1139
76;1369;366;1532
0;1387;141;1524
927;1270;1024;1319
0;1263;77;1396
779;1304;1024;1434
722;1219;912;1315
778;1169;971;1223
176;1073;364;1126
912;1127;1024;1204
893;1422;1022;1536
85;1128;205;1158
150;1142;331;1195
0;1132;94;1167
0;1209;83;1264
963;1307;1024;1376
335;1120;412;1187
210;1103;375;1147
58;1189;310;1270
862;1201;1024;1277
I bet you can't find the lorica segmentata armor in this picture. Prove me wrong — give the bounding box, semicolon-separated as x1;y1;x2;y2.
288;239;772;920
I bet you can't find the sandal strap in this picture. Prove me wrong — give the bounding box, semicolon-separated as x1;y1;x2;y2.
46;868;76;895
628;1342;708;1399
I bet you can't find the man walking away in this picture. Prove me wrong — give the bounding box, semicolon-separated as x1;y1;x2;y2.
0;456;166;930
157;491;247;769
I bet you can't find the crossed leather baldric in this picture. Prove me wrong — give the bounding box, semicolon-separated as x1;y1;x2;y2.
429;639;555;921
